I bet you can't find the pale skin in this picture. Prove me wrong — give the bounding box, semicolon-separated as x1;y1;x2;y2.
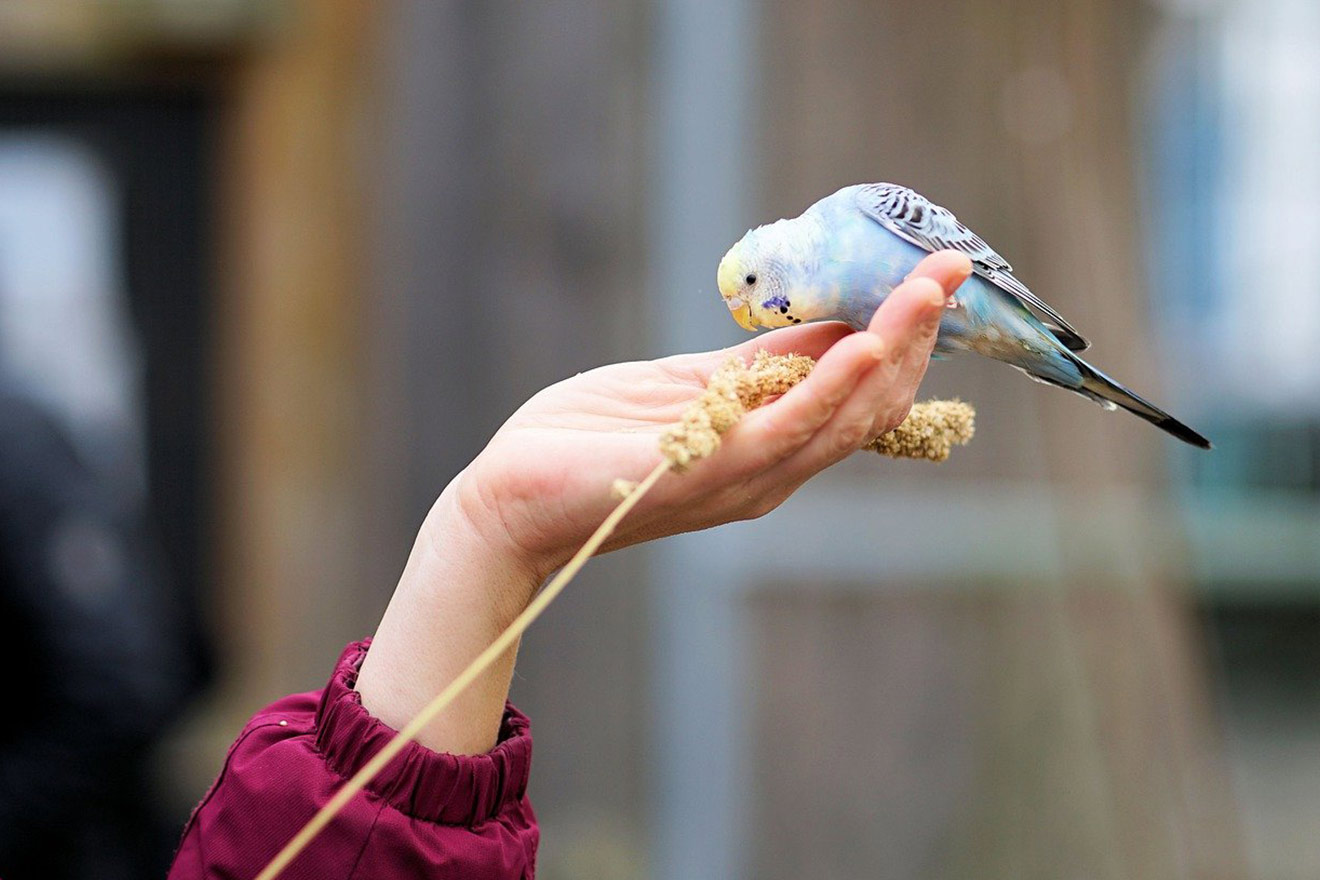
355;251;973;754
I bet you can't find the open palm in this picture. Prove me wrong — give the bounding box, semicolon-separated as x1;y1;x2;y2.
451;252;972;579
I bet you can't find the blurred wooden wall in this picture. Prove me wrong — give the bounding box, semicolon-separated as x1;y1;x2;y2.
362;3;652;877
214;0;376;704
202;0;654;876
745;1;1246;878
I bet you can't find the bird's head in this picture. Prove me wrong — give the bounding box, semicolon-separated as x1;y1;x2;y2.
717;223;798;332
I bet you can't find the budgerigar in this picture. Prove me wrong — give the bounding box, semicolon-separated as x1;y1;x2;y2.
717;182;1211;448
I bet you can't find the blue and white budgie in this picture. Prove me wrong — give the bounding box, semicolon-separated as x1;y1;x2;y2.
717;183;1211;448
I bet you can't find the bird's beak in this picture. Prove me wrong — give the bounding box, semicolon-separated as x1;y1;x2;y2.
727;298;757;332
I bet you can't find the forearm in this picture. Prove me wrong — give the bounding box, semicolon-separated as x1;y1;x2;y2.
354;475;544;755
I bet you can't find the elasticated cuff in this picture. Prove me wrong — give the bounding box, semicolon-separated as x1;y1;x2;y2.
313;639;532;827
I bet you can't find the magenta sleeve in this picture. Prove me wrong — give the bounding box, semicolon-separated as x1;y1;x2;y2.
168;639;538;879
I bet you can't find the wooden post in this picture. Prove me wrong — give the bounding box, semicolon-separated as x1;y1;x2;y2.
182;0;380;789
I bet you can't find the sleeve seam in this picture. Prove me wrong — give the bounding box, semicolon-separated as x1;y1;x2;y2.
344;798;388;880
173;717;294;854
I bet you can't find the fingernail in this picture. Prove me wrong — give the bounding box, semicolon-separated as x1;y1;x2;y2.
910;277;946;308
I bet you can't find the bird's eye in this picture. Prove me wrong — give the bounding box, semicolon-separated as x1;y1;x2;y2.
745;273;757;285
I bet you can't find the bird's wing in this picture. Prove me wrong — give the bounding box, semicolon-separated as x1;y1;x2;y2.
854;182;1090;351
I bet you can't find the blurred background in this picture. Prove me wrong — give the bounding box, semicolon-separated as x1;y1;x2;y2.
0;0;1315;878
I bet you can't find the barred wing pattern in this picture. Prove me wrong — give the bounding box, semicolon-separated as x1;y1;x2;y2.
854;183;1089;351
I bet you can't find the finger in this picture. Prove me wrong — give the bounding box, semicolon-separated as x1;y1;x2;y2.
770;333;908;481
768;275;948;482
865;276;946;430
732;320;855;361
795;343;907;468
879;251;971;405
719;329;884;472
659;321;855;386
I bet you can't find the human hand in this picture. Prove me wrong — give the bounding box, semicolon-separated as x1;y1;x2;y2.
358;250;970;754
452;250;973;582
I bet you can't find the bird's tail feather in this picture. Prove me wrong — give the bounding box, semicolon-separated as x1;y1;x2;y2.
1069;355;1212;449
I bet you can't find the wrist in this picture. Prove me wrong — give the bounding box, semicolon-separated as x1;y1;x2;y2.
355;472;546;755
423;474;548;618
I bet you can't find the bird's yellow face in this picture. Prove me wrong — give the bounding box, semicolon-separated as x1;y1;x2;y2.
717;242;759;332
